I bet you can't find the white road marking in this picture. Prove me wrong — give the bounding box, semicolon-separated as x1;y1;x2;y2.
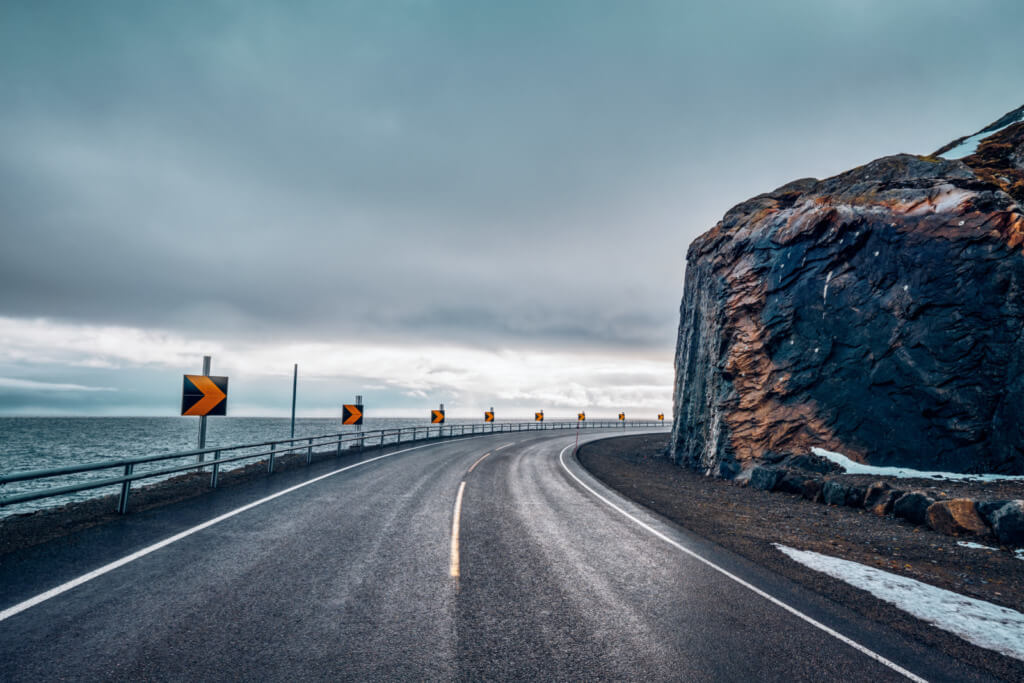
1;436;490;623
450;481;467;578
558;443;927;683
467;452;491;473
494;442;516;451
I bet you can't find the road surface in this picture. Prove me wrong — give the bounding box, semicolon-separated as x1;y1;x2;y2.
0;430;997;681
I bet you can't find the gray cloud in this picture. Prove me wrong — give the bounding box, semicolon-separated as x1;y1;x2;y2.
2;0;1022;356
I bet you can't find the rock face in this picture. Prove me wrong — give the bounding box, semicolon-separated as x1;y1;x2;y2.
671;105;1024;476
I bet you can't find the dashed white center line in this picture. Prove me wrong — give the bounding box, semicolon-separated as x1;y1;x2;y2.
450;481;466;579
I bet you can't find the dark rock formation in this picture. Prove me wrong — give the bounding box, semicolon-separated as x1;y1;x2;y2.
671;104;1024;476
988;500;1024;545
893;491;935;526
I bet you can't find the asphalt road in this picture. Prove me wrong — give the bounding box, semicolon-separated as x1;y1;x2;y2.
0;430;999;681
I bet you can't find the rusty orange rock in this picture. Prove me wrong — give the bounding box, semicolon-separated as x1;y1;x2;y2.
925;499;989;537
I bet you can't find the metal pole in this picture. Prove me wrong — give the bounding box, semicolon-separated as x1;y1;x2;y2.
356;395;364;451
197;355;211;464
290;364;298;439
211;450;221;488
117;463;133;514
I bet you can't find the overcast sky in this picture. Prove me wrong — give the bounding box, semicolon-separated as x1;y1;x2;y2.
1;1;1021;418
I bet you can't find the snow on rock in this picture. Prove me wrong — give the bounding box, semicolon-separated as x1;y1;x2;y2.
938;107;1024;160
811;447;1024;482
775;544;1024;661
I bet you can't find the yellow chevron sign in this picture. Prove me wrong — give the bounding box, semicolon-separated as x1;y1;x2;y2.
535;411;544;422
431;409;445;424
484;411;494;422
578;412;586;421
181;375;228;417
342;404;364;425
658;413;665;421
618;412;625;421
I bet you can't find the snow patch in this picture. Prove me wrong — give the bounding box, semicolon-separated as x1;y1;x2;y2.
957;541;999;552
775;544;1024;661
811;447;1024;482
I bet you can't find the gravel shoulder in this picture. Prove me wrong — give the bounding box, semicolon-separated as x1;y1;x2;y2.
578;433;1024;682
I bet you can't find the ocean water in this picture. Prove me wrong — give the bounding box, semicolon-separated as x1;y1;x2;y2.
0;416;528;517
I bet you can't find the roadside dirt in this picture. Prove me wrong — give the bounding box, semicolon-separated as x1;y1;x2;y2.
578;434;1024;681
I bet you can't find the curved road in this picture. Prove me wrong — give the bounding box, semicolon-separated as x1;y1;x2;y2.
0;430;997;681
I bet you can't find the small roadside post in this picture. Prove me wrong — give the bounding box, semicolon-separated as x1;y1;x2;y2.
290;364;298;439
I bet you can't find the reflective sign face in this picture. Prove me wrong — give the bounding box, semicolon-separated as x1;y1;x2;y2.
343;404;364;425
535;412;543;422
432;410;445;424
484;411;494;422
619;413;625;421
658;413;665;421
578;413;585;421
182;375;228;416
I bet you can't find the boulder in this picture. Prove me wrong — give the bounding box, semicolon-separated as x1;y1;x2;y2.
822;481;850;506
749;466;783;491
976;500;1012;526
868;489;902;517
783;453;840;475
844;485;866;509
801;478;823;502
774;470;806;495
669;104;1024;477
925;499;988;536
988;500;1024;546
893;491;935;526
718;461;740;480
863;482;893;509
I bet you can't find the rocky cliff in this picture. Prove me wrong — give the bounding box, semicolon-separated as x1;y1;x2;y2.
670;104;1024;476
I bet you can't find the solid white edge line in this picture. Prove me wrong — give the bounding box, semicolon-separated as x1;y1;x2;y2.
557;442;927;683
494;442;516;451
0;435;490;623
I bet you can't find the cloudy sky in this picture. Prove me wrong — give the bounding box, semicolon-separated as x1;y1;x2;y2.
1;1;1021;418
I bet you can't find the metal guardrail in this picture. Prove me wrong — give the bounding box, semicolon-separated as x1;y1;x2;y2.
0;420;668;514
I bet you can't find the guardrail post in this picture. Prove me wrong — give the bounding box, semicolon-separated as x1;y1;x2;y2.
396;429;402;447
336;436;342;457
117;463;134;514
307;438;313;464
210;450;222;488
268;443;277;474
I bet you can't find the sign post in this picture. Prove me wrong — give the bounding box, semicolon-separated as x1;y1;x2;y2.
432;403;445;437
181;355;228;464
343;396;365;451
